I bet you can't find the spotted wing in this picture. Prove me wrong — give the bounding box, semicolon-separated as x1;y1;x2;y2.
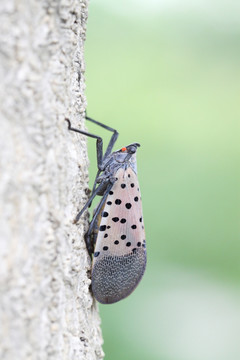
91;167;146;304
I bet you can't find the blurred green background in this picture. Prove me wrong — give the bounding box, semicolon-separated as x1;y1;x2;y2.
85;1;240;359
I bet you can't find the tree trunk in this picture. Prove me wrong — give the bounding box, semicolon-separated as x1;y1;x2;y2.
0;1;104;359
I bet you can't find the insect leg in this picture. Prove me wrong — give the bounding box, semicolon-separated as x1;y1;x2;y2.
84;183;113;255
85;115;118;205
73;181;108;224
65;118;103;170
85;115;119;160
65;116;118;216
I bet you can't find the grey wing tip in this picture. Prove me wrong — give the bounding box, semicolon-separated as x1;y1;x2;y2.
91;248;146;304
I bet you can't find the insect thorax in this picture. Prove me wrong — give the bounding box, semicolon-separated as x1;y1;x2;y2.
97;152;138;184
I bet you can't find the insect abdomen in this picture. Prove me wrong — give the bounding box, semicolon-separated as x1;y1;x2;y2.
92;247;146;304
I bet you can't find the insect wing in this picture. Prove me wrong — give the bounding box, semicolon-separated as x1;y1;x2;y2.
91;167;146;304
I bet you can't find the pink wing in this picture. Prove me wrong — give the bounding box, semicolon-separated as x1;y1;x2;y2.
91;166;146;304
93;167;145;259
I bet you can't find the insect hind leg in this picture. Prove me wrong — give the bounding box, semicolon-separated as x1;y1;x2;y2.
84;182;113;256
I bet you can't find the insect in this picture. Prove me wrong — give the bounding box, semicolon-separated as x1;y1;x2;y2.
65;115;146;304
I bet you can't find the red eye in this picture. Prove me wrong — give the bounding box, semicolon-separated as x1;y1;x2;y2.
121;147;127;152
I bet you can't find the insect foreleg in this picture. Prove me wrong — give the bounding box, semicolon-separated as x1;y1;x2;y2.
65;118;104;170
86;116;119;160
83;115;118;207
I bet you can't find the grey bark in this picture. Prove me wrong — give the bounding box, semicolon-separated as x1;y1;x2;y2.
0;1;104;359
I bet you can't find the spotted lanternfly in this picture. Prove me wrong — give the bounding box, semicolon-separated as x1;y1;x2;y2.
65;116;146;304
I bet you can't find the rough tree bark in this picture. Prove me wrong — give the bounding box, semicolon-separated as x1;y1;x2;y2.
0;1;104;359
